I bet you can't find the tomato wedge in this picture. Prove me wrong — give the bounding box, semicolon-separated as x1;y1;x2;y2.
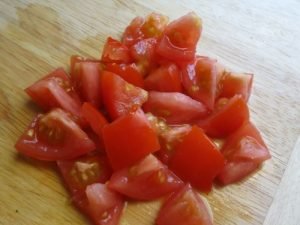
196;95;249;138
101;37;132;64
57;154;112;195
25;68;82;117
109;154;183;200
143;91;208;124
15;109;95;161
170;126;225;192
217;122;271;185
156;184;213;225
182;57;218;110
102;110;160;170
144;63;183;92
101;71;148;120
86;183;124;225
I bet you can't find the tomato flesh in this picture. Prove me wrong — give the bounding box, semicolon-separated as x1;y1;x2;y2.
102;110;160;170
15;109;95;161
109;154;184;200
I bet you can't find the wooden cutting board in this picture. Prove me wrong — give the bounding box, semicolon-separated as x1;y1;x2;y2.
1;0;299;224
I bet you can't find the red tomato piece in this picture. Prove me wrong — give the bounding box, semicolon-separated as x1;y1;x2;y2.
86;183;124;225
218;72;253;102
101;37;132;64
217;122;271;185
156;12;202;62
25;68;82;117
143;91;209;124
101;71;148;120
169;126;225;192
130;38;158;75
102;110;160;171
57;154;112;195
109;154;183;200
156;184;213;225
144;64;183;92
105;63;144;88
141;13;169;39
72;62;103;108
156;124;192;165
196;95;250;138
182;57;218;110
122;16;145;47
15;109;95;161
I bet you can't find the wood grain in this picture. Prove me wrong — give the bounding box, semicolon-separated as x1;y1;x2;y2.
0;0;300;225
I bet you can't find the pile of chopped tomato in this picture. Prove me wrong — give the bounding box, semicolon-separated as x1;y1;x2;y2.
15;12;271;225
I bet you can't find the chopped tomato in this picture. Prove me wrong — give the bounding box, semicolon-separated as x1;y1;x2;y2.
15;109;95;161
217;72;253;102
101;71;148;120
170;126;225;192
101;37;132;64
86;183;124;225
145;113;169;136
108;154;183;200
156;184;213;225
25;68;82;117
57;154;112;195
122;16;145;47
196;95;250;138
130;38;158;75
71;62;103;108
141;13;169;38
156;12;202;62
105;63;144;88
182;56;218;110
156;124;192;165
102;110;160;170
217;122;271;185
143;91;208;124
144;63;183;92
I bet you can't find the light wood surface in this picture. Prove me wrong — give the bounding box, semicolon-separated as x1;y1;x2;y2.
1;0;300;225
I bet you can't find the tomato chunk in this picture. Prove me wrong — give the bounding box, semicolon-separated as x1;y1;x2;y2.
143;91;208;124
109;154;183;200
25;68;82;116
86;183;124;225
15;109;95;161
156;184;213;225
101;37;132;64
156;12;202;62
196;95;250;138
144;63;183;92
182;57;218;110
105;63;144;88
169;126;225;192
101;71;148;120
217;122;271;185
102;110;160;170
57;154;112;195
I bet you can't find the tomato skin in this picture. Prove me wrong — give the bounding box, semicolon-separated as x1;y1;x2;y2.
143;91;209;124
196;95;250;138
181;57;218;110
122;16;145;47
144;63;183;92
102;110;160;171
105;63;144;88
57;154;112;195
217;122;271;185
25;68;82;117
156;184;213;225
101;37;132;64
218;72;253;102
169;126;225;192
15;109;96;161
101;71;148;120
85;183;124;225
156;12;202;63
108;154;184;200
